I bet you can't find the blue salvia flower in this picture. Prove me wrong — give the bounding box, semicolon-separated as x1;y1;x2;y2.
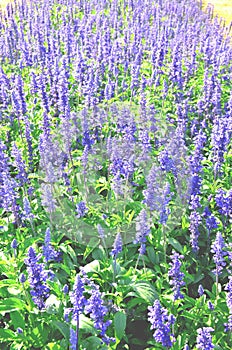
97;224;105;240
17;327;23;334
183;345;190;350
138;243;146;255
158;148;176;175
211;232;226;276
143;166;172;224
0;141;10;208
81;112;94;150
97;224;107;249
1;173;19;222
69;327;77;350
57;68;69;113
111;172;124;196
42;228;60;263
203;206;218;234
64;308;72;323
22;197;34;221
196;327;214;350
168;251;185;300
23;115;33;170
211;116;230;175
41;183;56;214
70;275;87;322
148;300;176;348
76;201;88;218
143;165;158;211
11;238;18;258
215;188;232;218
138;129;152;162
208;301;214;311
19;273;26;284
189;210;201;253
198;284;204;297
11;238;18;249
225;277;232;332
110;233;123;258
30;71;39;94
134;209;150;254
63;284;69;295
189;194;201;211
159;182;172;225
15;75;27;115
25;247;50;310
189;130;206;196
11;143;28;187
39;73;49;113
85;285;114;345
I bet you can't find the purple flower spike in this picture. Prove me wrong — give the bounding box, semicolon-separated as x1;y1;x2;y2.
25;247;50;310
168;251;185;300
70;275;87;321
211;232;227;276
11;238;18;249
42;228;61;263
148;300;176;348
196;327;214;350
69;327;77;350
76;201;88;218
134;209;150;254
225;277;232;331
85;285;114;345
110;233;123;258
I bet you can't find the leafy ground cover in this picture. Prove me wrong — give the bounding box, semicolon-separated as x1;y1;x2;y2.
0;0;231;349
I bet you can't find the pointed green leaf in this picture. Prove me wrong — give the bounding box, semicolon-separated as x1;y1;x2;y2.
114;311;127;341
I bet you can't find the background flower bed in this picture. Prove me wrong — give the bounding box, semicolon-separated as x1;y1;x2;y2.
0;0;231;349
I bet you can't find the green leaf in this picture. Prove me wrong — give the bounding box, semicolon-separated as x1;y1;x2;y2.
181;310;197;320
127;297;145;309
131;281;158;304
82;336;104;348
168;237;183;253
0;329;16;341
147;247;157;264
0;298;26;314
52;321;70;340
114;311;127;341
10;311;25;330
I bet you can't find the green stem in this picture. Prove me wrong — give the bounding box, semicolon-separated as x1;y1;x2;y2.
162;224;167;264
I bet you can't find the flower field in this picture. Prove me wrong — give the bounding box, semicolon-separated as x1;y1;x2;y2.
0;0;231;349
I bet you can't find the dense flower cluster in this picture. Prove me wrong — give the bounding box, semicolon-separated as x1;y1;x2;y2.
24;247;50;310
85;285;114;345
42;228;61;263
0;0;231;348
70;275;87;322
148;300;176;348
211;232;227;276
215;189;232;218
76;201;88;218
196;327;214;350
134;209;150;254
168;251;185;300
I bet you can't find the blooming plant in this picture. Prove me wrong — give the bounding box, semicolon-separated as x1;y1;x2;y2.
0;0;231;349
